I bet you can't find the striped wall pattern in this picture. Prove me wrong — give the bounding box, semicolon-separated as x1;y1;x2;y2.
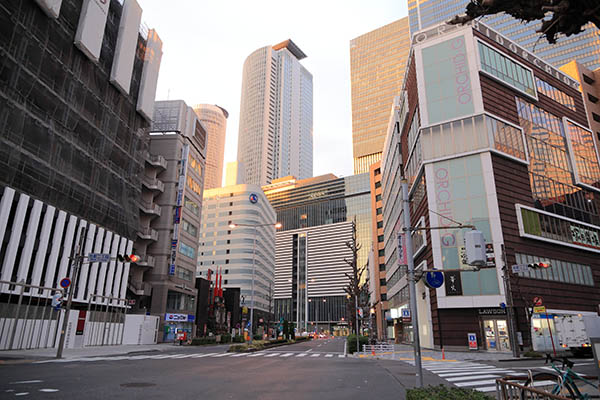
0;186;132;306
274;221;353;299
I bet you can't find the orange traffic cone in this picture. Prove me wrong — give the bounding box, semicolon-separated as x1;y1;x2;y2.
372;348;375;356
442;347;445;360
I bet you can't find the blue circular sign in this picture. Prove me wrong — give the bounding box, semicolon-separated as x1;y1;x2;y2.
424;271;444;289
249;193;258;204
59;277;71;289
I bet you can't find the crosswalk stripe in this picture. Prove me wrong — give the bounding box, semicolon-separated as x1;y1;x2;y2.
447;374;501;382
325;354;333;358
477;386;498;392
455;379;498;387
296;353;308;357
171;354;195;359
338;355;345;358
264;353;280;357
310;354;320;357
231;353;248;357
248;353;267;357
438;370;515;378
211;353;232;357
430;367;495;373
280;353;294;357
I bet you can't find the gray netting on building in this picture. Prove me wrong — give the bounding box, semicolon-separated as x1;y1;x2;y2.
0;0;150;239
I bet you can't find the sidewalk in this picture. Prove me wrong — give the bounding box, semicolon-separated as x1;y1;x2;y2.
0;342;197;362
356;343;515;362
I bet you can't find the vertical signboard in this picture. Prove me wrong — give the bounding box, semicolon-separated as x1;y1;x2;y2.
421;35;474;125
34;0;62;18
110;0;143;95
137;29;163;120
468;333;477;350
397;232;407;266
74;0;111;63
169;144;189;275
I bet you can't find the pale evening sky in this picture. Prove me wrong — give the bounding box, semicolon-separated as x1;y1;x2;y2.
137;0;409;182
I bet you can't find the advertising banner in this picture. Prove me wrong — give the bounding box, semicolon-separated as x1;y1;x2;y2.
74;0;110;62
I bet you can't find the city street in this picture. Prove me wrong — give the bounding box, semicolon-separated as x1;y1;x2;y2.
0;338;447;399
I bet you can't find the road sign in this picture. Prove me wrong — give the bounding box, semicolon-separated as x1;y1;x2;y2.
358;308;364;318
424;270;444;289
533;296;543;306
59;277;71;289
88;253;111;263
468;333;478;350
512;264;527;273
533;306;547;313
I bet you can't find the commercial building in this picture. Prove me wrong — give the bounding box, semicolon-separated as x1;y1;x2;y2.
197;185;277;328
407;0;600;70
560;61;600;150
381;21;600;352
264;174;372;334
237;39;313;186
350;18;411;174
0;0;161;350
225;161;245;187
368;161;390;339
132;100;207;342
193;104;228;190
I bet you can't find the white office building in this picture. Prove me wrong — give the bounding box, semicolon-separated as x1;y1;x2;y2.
237;39;313;186
197;185;277;313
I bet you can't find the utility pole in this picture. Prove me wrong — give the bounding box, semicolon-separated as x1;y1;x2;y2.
501;245;520;358
56;226;86;359
402;178;423;388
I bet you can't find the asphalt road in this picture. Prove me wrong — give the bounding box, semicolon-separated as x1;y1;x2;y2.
0;338;435;400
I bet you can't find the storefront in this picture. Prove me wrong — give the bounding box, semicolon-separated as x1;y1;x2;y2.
163;313;195;342
478;308;511;352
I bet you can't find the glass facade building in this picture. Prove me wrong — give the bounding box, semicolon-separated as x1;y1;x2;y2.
351;18;412;174
407;0;600;71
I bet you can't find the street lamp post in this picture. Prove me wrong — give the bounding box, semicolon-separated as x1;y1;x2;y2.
230;221;281;345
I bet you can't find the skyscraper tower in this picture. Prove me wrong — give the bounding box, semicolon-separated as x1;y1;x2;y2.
407;0;600;70
194;104;228;189
237;39;313;186
350;18;411;174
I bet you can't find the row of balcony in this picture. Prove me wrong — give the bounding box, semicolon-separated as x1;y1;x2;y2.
137;227;159;241
142;175;165;192
145;152;168;170
139;199;161;217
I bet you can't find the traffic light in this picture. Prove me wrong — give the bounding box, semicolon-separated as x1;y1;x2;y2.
528;262;551;269
117;254;140;263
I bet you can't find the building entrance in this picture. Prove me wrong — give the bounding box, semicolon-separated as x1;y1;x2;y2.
482;319;511;351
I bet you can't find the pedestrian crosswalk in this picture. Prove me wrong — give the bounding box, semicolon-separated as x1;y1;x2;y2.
404;360;523;393
35;351;347;364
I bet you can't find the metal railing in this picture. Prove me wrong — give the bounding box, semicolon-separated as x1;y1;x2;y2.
0;280;63;350
362;344;396;357
495;376;571;400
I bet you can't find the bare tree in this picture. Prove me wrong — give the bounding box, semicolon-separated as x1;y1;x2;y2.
448;0;600;44
343;220;367;335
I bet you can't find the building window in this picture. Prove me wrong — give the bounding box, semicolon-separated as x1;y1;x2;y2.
229;202;233;206
226;249;230;254
583;74;595;85
379;263;386;272
478;41;535;97
377;221;383;229
225;259;229;264
588;93;599;103
376;207;382;215
184;197;200;216
375;181;381;189
166;290;195;311
229;211;232;216
227;230;231;235
378;249;385;257
535;77;576;110
176;267;193;282
182;219;198;237
224;280;228;285
227;240;231;244
380;293;387;301
375;194;382;202
374;168;381;176
593;112;600;123
379;278;386;286
225;269;229;274
179;242;196;259
377;235;384;243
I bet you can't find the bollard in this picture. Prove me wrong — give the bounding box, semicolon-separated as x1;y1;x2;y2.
442;347;445;360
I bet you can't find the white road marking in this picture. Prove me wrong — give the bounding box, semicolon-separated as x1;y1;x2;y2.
39;389;59;393
211;353;232;357
447;374;501;382
310;354;320;358
280;353;294;357
171;354;195;359
455;379;498;387
248;353;267;357
438;370;515;378
231;353;248;357
296;353;307;357
429;366;496;373
477;386;498;392
325;354;333;358
264;353;280;357
10;380;43;385
338;355;345;358
15;392;29;396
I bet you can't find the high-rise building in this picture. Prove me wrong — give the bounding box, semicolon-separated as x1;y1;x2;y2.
407;0;600;70
381;21;600;351
193;104;228;190
0;0;161;350
225;161;245;186
197;185;277;322
134;100;207;342
237;39;313;186
350;18;411;174
263;174;372;334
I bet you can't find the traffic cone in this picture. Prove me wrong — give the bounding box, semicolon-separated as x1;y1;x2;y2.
372;348;375;356
442;347;445;360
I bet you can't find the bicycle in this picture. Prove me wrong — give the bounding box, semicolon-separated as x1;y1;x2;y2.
521;354;599;399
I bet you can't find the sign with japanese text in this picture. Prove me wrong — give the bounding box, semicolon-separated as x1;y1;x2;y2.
444;270;463;296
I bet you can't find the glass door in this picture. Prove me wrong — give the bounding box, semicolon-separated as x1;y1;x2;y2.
483;319;511;351
496;319;511;352
483;320;497;350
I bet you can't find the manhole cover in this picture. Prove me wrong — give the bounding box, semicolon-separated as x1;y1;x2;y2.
120;382;156;388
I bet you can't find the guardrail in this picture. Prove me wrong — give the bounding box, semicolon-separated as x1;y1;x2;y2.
362;344;395;357
495;376;570;400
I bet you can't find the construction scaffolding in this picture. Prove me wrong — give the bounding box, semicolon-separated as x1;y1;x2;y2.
0;0;151;239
